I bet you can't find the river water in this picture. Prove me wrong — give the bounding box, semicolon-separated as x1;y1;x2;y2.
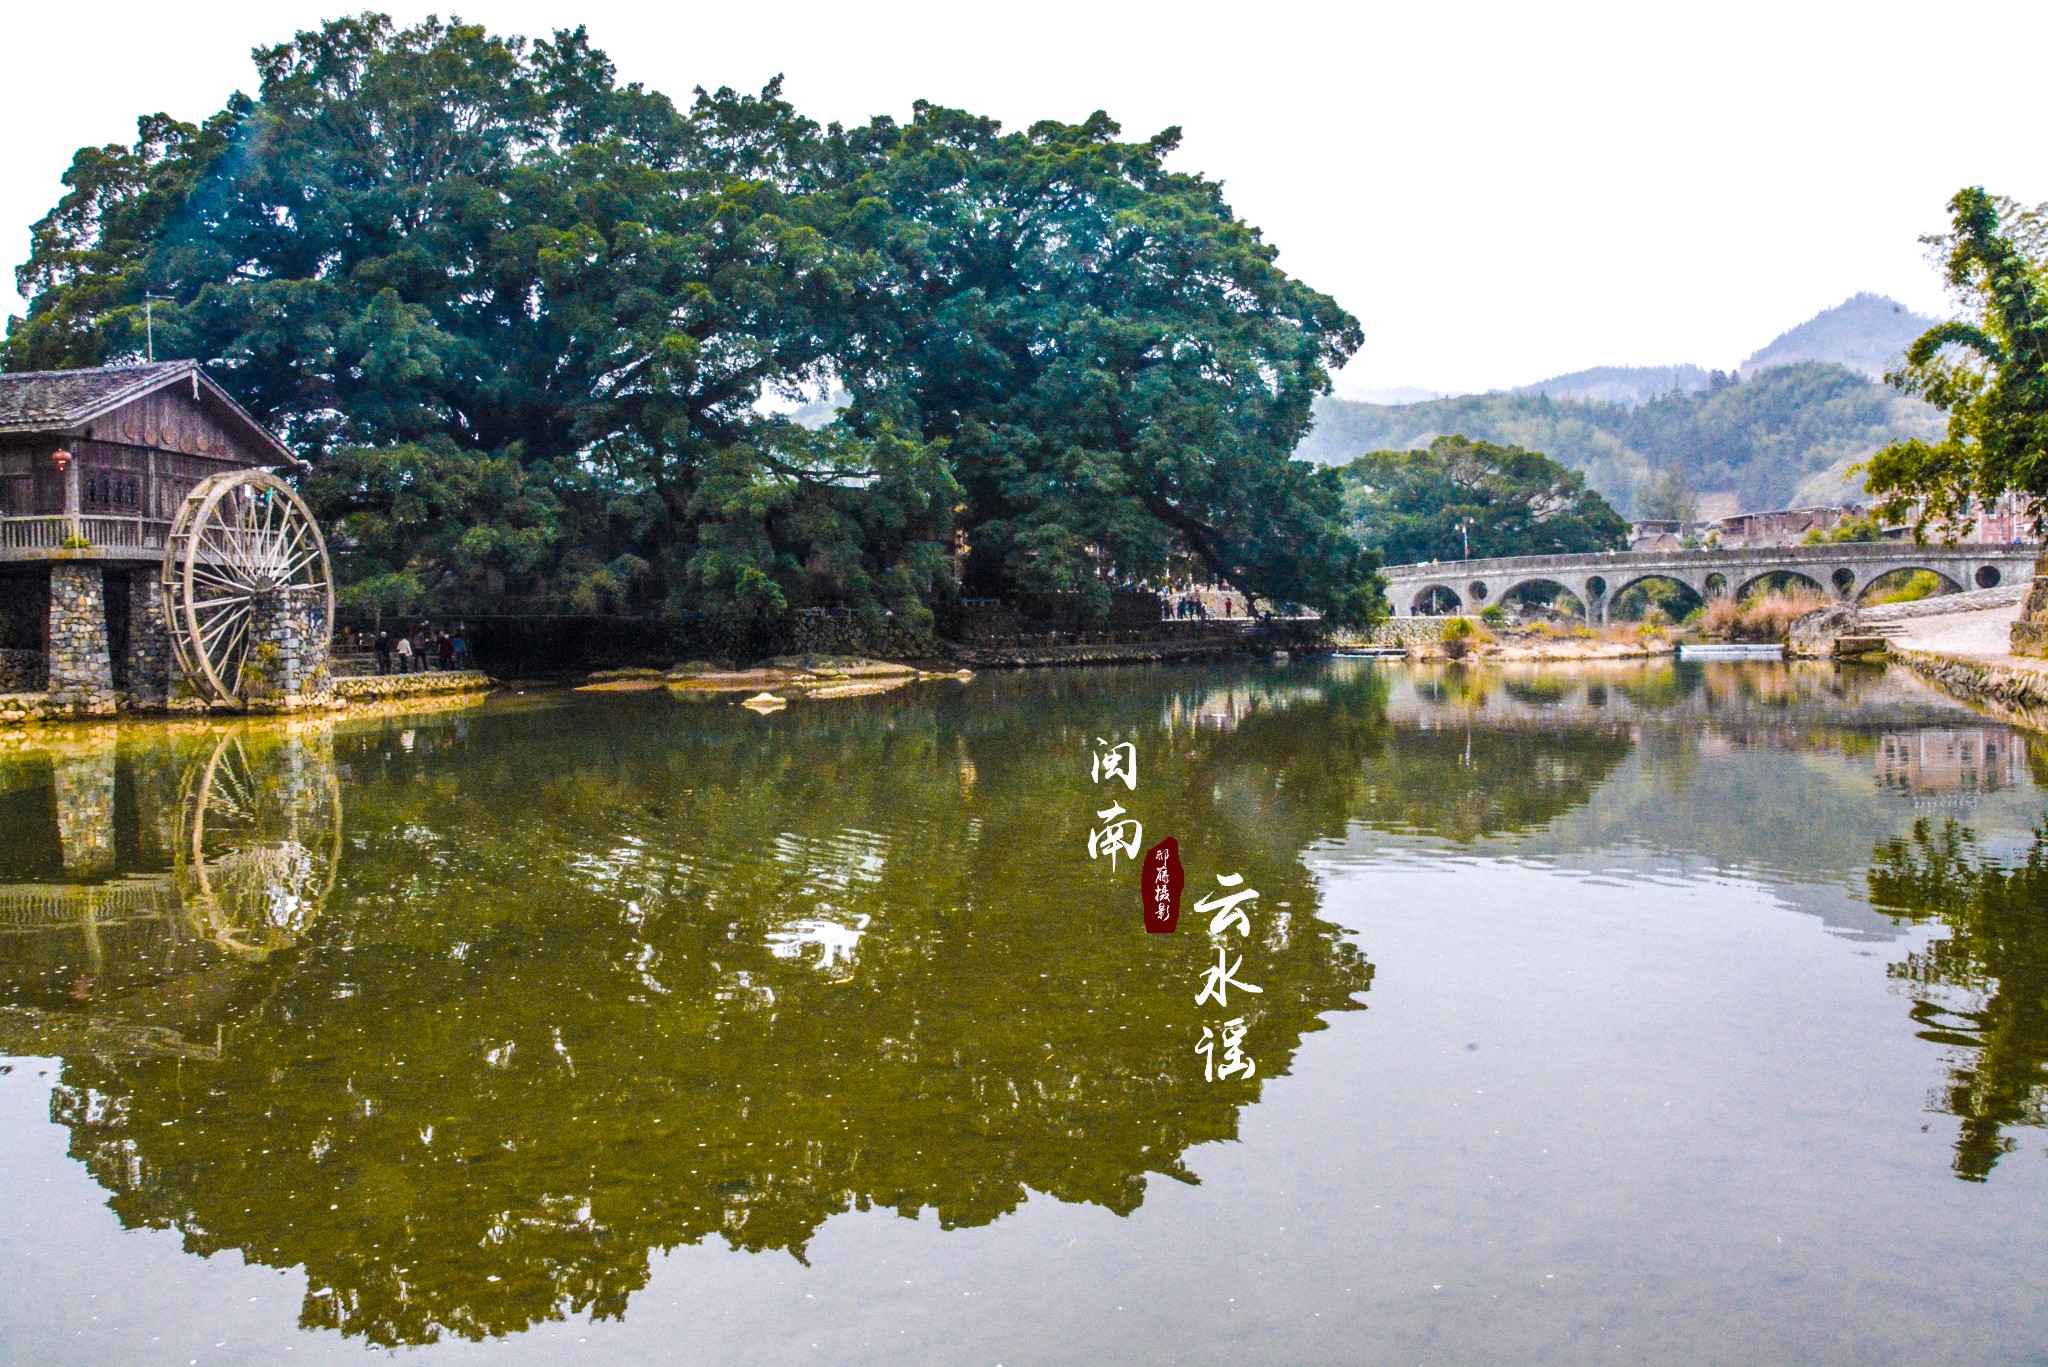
0;660;2044;1365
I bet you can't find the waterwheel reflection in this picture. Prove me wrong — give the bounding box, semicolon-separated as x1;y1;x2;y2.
0;722;341;1058
175;728;343;961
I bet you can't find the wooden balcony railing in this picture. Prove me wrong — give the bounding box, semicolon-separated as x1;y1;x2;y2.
0;516;174;555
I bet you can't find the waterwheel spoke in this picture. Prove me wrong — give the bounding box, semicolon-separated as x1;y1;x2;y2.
190;563;250;593
282;542;325;583
219;619;253;695
196;606;252;655
198;527;253;579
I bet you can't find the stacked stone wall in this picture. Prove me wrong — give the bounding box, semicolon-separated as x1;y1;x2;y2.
122;571;171;706
0;649;42;692
2012;556;2048;657
1349;617;1453;647
332;670;492;702
44;564;115;716
434;608;1249;675
788;614;938;660
241;588;334;712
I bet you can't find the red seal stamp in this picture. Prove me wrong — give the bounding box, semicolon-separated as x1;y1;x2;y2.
1141;837;1182;933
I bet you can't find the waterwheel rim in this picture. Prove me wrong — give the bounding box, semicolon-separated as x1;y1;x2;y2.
162;471;334;707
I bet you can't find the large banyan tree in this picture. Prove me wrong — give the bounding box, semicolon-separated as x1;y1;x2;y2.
5;15;1381;625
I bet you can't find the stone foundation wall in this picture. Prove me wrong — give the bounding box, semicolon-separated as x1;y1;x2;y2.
788;614;938;660
440;609;1238;675
0;649;42;692
945;635;1250;669
44;565;114;715
241;588;333;712
2012;559;2048;657
1342;617;1452;647
122;571;170;706
0;693;112;726
332;670;493;702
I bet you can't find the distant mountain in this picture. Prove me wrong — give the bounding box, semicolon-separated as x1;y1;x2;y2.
1338;385;1456;405
1511;364;1716;407
1739;292;1939;379
1297;361;1940;515
1303;294;1949;514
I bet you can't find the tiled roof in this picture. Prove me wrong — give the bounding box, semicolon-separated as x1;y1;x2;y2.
0;360;201;430
0;360;292;464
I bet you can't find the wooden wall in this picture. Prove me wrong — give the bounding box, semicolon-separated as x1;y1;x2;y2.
0;381;269;519
80;386;261;464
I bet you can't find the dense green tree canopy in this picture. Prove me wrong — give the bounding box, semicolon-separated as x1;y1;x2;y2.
1865;188;2048;539
1333;435;1629;565
1635;465;1696;522
4;15;1380;624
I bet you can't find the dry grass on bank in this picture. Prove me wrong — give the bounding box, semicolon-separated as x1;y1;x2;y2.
1696;590;1828;642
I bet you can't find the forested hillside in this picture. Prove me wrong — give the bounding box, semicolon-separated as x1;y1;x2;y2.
1298;361;1941;514
1510;364;1714;407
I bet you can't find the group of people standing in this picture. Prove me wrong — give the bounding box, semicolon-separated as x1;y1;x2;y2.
1170;593;1236;620
371;624;469;675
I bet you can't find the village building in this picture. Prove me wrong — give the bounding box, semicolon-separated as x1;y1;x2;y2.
0;360;330;715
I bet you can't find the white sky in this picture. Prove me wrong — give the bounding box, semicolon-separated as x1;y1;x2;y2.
3;1;2042;396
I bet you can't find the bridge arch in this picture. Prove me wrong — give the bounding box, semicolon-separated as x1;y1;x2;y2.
1411;584;1462;615
1609;573;1706;622
1496;577;1588;619
1855;566;1967;604
1735;568;1827;601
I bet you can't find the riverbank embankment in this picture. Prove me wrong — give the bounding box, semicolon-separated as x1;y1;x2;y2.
1332;617;1678;663
0;667;495;730
331;669;494;704
1842;585;2048;729
1891;648;2048;732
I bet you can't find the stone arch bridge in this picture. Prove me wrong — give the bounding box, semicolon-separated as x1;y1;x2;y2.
1383;543;2039;623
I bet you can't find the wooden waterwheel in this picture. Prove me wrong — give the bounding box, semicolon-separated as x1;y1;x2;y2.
161;470;334;706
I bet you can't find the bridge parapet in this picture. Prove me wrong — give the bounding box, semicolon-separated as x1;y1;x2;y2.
1380;543;2040;622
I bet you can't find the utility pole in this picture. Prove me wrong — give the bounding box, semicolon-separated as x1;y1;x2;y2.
143;293;174;362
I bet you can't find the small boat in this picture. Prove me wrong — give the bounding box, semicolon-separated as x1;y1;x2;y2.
1678;643;1785;661
1333;647;1408;660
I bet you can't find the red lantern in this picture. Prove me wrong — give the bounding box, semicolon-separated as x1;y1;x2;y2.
51;448;71;472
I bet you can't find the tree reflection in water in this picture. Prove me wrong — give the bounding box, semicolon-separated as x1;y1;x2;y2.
10;660;1972;1346
35;673;1401;1348
1868;818;2048;1182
